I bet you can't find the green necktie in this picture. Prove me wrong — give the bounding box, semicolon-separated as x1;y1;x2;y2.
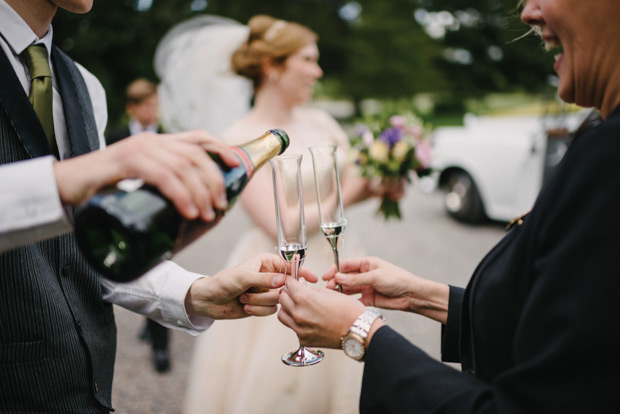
24;44;57;157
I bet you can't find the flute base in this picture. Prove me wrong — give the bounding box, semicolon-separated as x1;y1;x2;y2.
282;346;324;367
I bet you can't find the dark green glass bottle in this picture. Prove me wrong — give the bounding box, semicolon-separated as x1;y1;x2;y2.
74;129;289;282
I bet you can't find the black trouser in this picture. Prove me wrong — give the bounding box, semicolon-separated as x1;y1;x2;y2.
146;318;169;350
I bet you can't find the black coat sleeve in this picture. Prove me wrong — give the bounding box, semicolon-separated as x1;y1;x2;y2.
359;112;620;413
361;326;493;413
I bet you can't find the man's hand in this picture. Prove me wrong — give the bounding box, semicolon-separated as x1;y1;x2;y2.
53;129;240;221
185;253;318;320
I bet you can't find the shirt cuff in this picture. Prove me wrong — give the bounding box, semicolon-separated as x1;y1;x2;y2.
0;156;71;252
157;262;214;333
101;261;213;335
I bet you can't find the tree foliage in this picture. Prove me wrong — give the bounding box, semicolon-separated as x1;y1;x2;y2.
51;0;553;129
338;0;446;104
415;0;555;107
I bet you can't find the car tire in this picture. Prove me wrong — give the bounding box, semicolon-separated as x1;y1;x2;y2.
444;171;485;223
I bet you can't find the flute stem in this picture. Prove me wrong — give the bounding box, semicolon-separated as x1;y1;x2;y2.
332;247;343;293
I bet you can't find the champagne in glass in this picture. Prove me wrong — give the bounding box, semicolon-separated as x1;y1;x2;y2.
309;144;347;292
271;154;324;367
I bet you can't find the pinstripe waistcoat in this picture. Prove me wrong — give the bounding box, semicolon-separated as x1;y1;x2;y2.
0;45;117;413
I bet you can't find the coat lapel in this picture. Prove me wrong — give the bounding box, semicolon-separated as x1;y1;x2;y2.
51;46;99;157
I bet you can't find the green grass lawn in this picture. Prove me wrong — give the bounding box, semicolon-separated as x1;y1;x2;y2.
425;93;582;129
335;92;584;131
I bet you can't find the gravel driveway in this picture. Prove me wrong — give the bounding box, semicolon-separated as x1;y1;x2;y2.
111;187;506;413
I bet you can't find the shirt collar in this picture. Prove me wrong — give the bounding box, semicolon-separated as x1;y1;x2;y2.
0;0;54;58
129;118;159;135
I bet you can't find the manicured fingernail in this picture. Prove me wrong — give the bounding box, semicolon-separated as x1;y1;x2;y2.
239;294;248;303
187;204;199;218
272;274;285;286
204;207;215;221
217;193;228;209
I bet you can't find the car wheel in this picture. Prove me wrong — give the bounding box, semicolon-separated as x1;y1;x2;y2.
444;171;485;223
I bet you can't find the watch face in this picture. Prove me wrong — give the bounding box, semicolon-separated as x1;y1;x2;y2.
343;335;364;359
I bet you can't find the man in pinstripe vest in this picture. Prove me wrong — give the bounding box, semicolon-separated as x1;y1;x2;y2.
0;1;306;412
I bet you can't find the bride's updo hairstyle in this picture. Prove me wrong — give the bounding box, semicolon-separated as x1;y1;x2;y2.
231;15;318;90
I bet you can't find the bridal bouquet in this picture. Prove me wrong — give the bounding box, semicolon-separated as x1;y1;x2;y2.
350;112;432;220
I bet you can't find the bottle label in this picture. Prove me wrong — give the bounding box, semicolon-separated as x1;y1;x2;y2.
231;146;255;179
116;178;144;192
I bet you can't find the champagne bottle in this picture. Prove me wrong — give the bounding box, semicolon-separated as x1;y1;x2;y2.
74;129;289;282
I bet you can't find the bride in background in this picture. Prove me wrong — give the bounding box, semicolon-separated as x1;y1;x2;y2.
157;14;401;414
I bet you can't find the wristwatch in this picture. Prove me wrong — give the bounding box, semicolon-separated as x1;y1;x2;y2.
341;308;384;361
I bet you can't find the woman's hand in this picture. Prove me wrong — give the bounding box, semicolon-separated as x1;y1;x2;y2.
341;174;407;208
323;257;450;324
186;253;318;320
54;129;240;221
368;176;407;201
278;278;366;348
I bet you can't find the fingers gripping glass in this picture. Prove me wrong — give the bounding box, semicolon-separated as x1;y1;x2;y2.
271;154;324;367
309;144;347;293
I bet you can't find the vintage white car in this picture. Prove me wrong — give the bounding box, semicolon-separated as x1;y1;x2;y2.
428;109;592;223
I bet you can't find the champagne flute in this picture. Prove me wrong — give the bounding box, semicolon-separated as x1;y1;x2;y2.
309;144;347;292
270;154;324;367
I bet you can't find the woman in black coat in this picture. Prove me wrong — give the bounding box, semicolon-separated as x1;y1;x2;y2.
278;0;620;412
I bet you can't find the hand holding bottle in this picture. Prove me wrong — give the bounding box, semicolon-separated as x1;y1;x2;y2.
185;253;318;320
53;129;239;220
73;129;289;282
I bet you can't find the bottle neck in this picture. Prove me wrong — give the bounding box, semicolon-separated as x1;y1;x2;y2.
237;130;287;176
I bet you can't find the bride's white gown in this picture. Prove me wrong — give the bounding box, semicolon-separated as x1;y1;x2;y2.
183;112;364;414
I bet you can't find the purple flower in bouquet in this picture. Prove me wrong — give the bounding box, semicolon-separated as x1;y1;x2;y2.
379;128;404;148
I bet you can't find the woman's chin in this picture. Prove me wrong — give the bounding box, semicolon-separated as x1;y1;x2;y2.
557;86;575;105
295;96;311;106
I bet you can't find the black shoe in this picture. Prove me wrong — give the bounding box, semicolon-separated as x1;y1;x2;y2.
153;349;171;373
138;324;151;342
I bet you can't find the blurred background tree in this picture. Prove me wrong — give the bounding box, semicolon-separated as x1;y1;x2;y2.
52;0;555;131
414;0;554;113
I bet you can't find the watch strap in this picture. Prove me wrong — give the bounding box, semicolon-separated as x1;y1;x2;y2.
340;308;384;361
350;308;383;340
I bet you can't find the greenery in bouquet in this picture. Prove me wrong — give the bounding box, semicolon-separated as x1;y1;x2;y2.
350;111;432;220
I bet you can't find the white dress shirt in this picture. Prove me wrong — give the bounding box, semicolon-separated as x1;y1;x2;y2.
129;118;159;135
0;0;212;334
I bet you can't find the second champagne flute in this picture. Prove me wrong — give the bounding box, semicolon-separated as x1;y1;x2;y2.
271;154;324;367
309;144;347;292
